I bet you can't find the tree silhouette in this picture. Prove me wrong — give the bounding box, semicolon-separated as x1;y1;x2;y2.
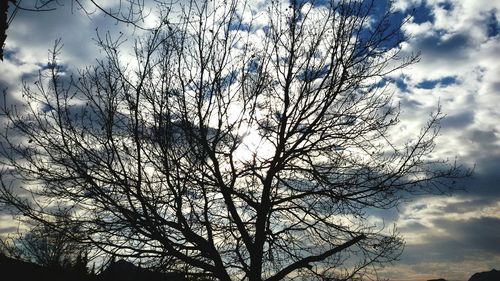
0;1;467;280
0;211;88;268
0;0;15;60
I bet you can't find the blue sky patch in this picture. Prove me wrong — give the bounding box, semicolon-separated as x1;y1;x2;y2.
228;21;252;32
220;70;238;91
437;1;453;12
3;48;20;63
416;76;457;89
297;65;329;82
486;11;499;38
412;3;433;24
247;58;260;73
36;62;69;73
41;102;55;113
307;0;330;7
395;77;409;92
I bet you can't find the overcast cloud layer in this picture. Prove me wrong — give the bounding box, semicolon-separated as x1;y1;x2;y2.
0;1;499;281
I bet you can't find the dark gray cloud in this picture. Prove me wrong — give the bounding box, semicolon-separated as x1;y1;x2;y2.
467;155;500;198
7;7;90;62
416;32;474;61
436;217;500;253
467;129;498;145
401;216;500;264
491;81;500;92
441;198;497;214
0;226;17;235
441;110;475;129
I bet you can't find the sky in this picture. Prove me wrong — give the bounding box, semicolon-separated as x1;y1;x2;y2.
0;1;499;281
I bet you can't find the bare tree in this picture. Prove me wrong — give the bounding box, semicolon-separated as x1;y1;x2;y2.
0;1;467;280
0;210;88;268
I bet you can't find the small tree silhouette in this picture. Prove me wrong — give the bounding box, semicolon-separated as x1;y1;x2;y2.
0;211;88;268
73;250;89;275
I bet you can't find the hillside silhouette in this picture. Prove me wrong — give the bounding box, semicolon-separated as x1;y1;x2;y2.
0;253;188;281
427;269;500;281
468;269;500;281
0;253;94;281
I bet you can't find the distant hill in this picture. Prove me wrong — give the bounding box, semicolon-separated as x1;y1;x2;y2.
468;269;500;281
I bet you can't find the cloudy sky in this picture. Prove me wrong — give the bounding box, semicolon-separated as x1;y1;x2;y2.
0;1;499;281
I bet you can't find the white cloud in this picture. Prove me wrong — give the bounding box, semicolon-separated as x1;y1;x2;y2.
392;0;424;12
376;1;500;279
390;0;500;163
